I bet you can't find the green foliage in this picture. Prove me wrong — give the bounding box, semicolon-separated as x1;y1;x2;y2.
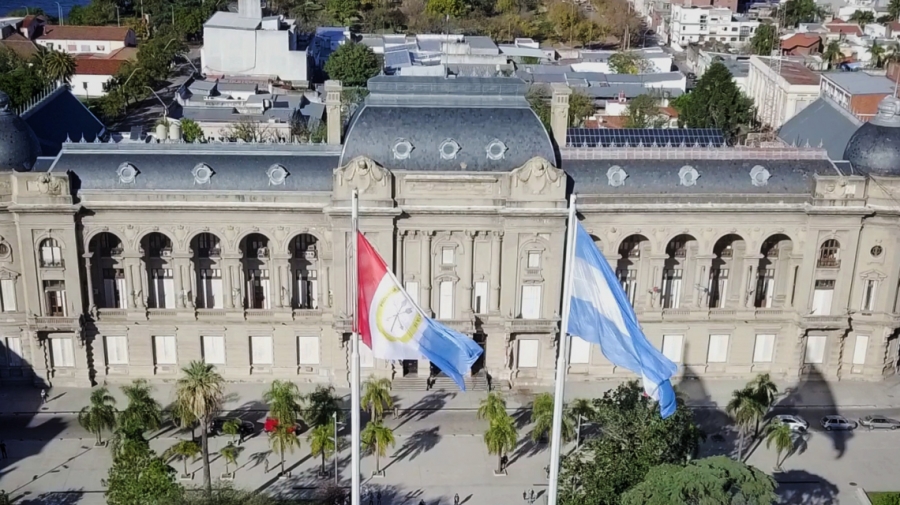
765;421;794;470
871;40;887;68
117;379;163;440
624;94;669;128
726;386;765;461
304;385;344;428
620;456;778;505
609;51;650;74
568;91;595;127
36;48;77;84
180;118;204;143
558;381;704;505
823;40;844;68
526;88;552;133
871;492;900;505
169;487;302;505
106;442;183;505
308;424;337;474
269;423;300;476
748;373;778;410
849;9;875;26
164;439;201;477
0;48;51;110
176;361;225;494
326;0;361;25
78;387;117;445
361;420;396;473
324;43;381;87
890;0;900;22
750;24;777;56
264;380;303;426
426;0;468;16
361;376;393;421
477;391;507;422
569;397;595;449
531;392;575;443
220;443;243;474
222;419;241;443
779;0;824;27
678;62;755;143
484;412;518;473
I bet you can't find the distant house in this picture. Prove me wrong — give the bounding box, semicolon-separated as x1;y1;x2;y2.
35;25;136;55
71;47;138;98
781;33;822;56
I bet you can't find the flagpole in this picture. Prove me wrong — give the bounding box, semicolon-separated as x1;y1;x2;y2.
350;189;361;505
547;193;578;505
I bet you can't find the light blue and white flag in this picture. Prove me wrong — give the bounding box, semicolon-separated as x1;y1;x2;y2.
566;222;678;418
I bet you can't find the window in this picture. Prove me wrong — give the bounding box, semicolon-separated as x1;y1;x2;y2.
439;281;454;319
105;336;128;365
474;281;488;314
521;285;542;319
198;269;223;309
753;334;776;362
154;336;177;365
247;269;270;309
297;269;318;309
405;281;419;307
441;247;454;265
0;279;16;312
518;339;539;368
197;233;221;258
756;268;775;308
618;269;638;307
569;336;591;364
818;239;840;268
202;336;226;365
80;44;90;52
360;342;374;368
708;268;729;308
812;279;835;315
527;252;541;268
51;338;75;367
149;268;175;309
707;334;729;363
96;45;105;51
862;279;877;312
662;335;683;362
662;269;683;309
40;239;63;267
4;337;23;366
852;335;869;365
43;280;66;316
804;336;827;364
102;269;127;309
251;336;273;365
297;336;320;365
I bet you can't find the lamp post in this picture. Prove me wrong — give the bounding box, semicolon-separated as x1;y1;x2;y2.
55;2;63;24
333;411;339;485
145;85;168;122
22;6;29;15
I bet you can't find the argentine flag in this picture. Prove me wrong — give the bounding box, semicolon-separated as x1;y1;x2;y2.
356;232;483;390
567;223;678;418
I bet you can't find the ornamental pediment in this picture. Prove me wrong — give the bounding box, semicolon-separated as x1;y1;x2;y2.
334;156;392;197
508;157;565;200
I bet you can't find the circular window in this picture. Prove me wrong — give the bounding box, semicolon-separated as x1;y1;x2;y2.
267;164;289;185
192;163;214;185
871;245;883;258
0;243;9;256
486;139;507;161
392;140;413;160
116;162;139;184
439;139;460;160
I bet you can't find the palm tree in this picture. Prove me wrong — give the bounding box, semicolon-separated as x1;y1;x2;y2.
175;361;225;494
170;400;198;440
823;40;844;69
484;414;518;474
477;392;507;422
164;439;201;478
77;387;117;446
765;420;794;471
264;380;303;425
569;398;596;449
37;48;76;83
269;423;300;477
222;419;241;444
849;9;875;27
726;386;765;462
220;443;242;476
748;373;778;435
871;41;887;68
308;424;336;475
361;420;396;475
304;385;344;428
530;392;575;443
361;376;393;421
118;379;163;438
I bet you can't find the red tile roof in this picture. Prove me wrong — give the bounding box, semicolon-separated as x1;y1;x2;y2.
890;21;900;33
38;25;132;42
781;33;821;50
74;57;128;76
825;22;863;36
0;33;40;59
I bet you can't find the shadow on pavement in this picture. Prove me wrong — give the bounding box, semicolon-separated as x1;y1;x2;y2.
385;426;440;470
394;392;457;431
15;489;87;505
674;370;740;461
776;367;850;459
774;469;840;505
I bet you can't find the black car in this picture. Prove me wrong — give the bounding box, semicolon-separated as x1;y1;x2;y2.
209;416;255;437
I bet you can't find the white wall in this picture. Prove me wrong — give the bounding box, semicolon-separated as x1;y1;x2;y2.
37;38;125;54
71;74;113;98
201;26;307;82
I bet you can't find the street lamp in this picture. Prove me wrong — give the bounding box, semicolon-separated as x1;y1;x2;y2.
55;2;63;25
333;411;339;485
144;85;168;122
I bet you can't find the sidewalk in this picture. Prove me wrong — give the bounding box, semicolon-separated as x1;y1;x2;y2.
3;376;899;415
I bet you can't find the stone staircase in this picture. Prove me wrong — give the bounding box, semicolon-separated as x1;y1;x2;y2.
391;371;490;391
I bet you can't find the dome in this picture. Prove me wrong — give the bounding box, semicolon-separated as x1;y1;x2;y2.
0;91;41;172
843;95;900;176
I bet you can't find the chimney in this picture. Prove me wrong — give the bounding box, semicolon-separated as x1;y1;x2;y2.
238;0;262;19
550;83;571;148
325;80;343;145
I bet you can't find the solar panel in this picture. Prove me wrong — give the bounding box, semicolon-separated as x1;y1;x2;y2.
129;126;142;141
565;128;727;148
384;49;412;69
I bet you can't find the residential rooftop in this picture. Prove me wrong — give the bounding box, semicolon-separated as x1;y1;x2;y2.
824;71;896;95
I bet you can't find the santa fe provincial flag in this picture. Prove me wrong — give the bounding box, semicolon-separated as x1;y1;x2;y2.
357;232;483;390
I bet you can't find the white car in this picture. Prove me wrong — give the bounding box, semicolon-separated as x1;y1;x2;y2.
773;414;809;432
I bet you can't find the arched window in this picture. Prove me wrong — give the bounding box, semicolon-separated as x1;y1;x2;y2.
40;239;63;267
818;240;840;268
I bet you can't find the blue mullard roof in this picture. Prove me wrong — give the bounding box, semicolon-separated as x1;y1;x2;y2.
22;86;106;156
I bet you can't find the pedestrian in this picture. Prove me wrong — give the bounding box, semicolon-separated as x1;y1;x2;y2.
0;440;7;459
500;455;508;471
40;388;47;404
454;493;460;505
418;500;426;505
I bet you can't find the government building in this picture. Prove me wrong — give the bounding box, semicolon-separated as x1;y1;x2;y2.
0;76;898;389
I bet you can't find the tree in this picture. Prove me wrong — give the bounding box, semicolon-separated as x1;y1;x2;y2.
748;373;778;411
308;424;336;475
620;456;778;505
849;9;875;27
750;24;777;56
477;391;507;422
220;443;242;476
304;385;344;428
264;380;303;427
106;442;183;505
890;0;900;21
224;117;276;142
180;118;204;143
324;43;380;88
117;380;163;444
222;419;241;444
530;392;574;443
779;0;824;27
823;40;844;69
609;51;650;74
569;398;595;449
361;376;393;421
568;90;595;127
726;386;765;462
361;420;396;475
78;387;117;446
426;0;467;16
170;399;198;440
37;48;77;84
164;440;201;478
269;423;300;476
484;413;518;473
871;40;887;68
765;420;794;471
175;361;225;495
526;88;551;132
624;94;668;128
495;0;518;14
547;1;584;43
678;62;755;143
326;0;361;25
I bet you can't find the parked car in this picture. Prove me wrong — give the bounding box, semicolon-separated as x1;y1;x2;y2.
859;415;900;430
209;416;255;437
821;415;858;431
263;417;307;435
773;414;809;432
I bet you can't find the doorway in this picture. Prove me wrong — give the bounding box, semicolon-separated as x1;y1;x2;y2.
472;332;486;374
402;359;418;377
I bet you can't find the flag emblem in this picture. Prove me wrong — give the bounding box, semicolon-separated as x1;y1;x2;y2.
374;285;424;343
